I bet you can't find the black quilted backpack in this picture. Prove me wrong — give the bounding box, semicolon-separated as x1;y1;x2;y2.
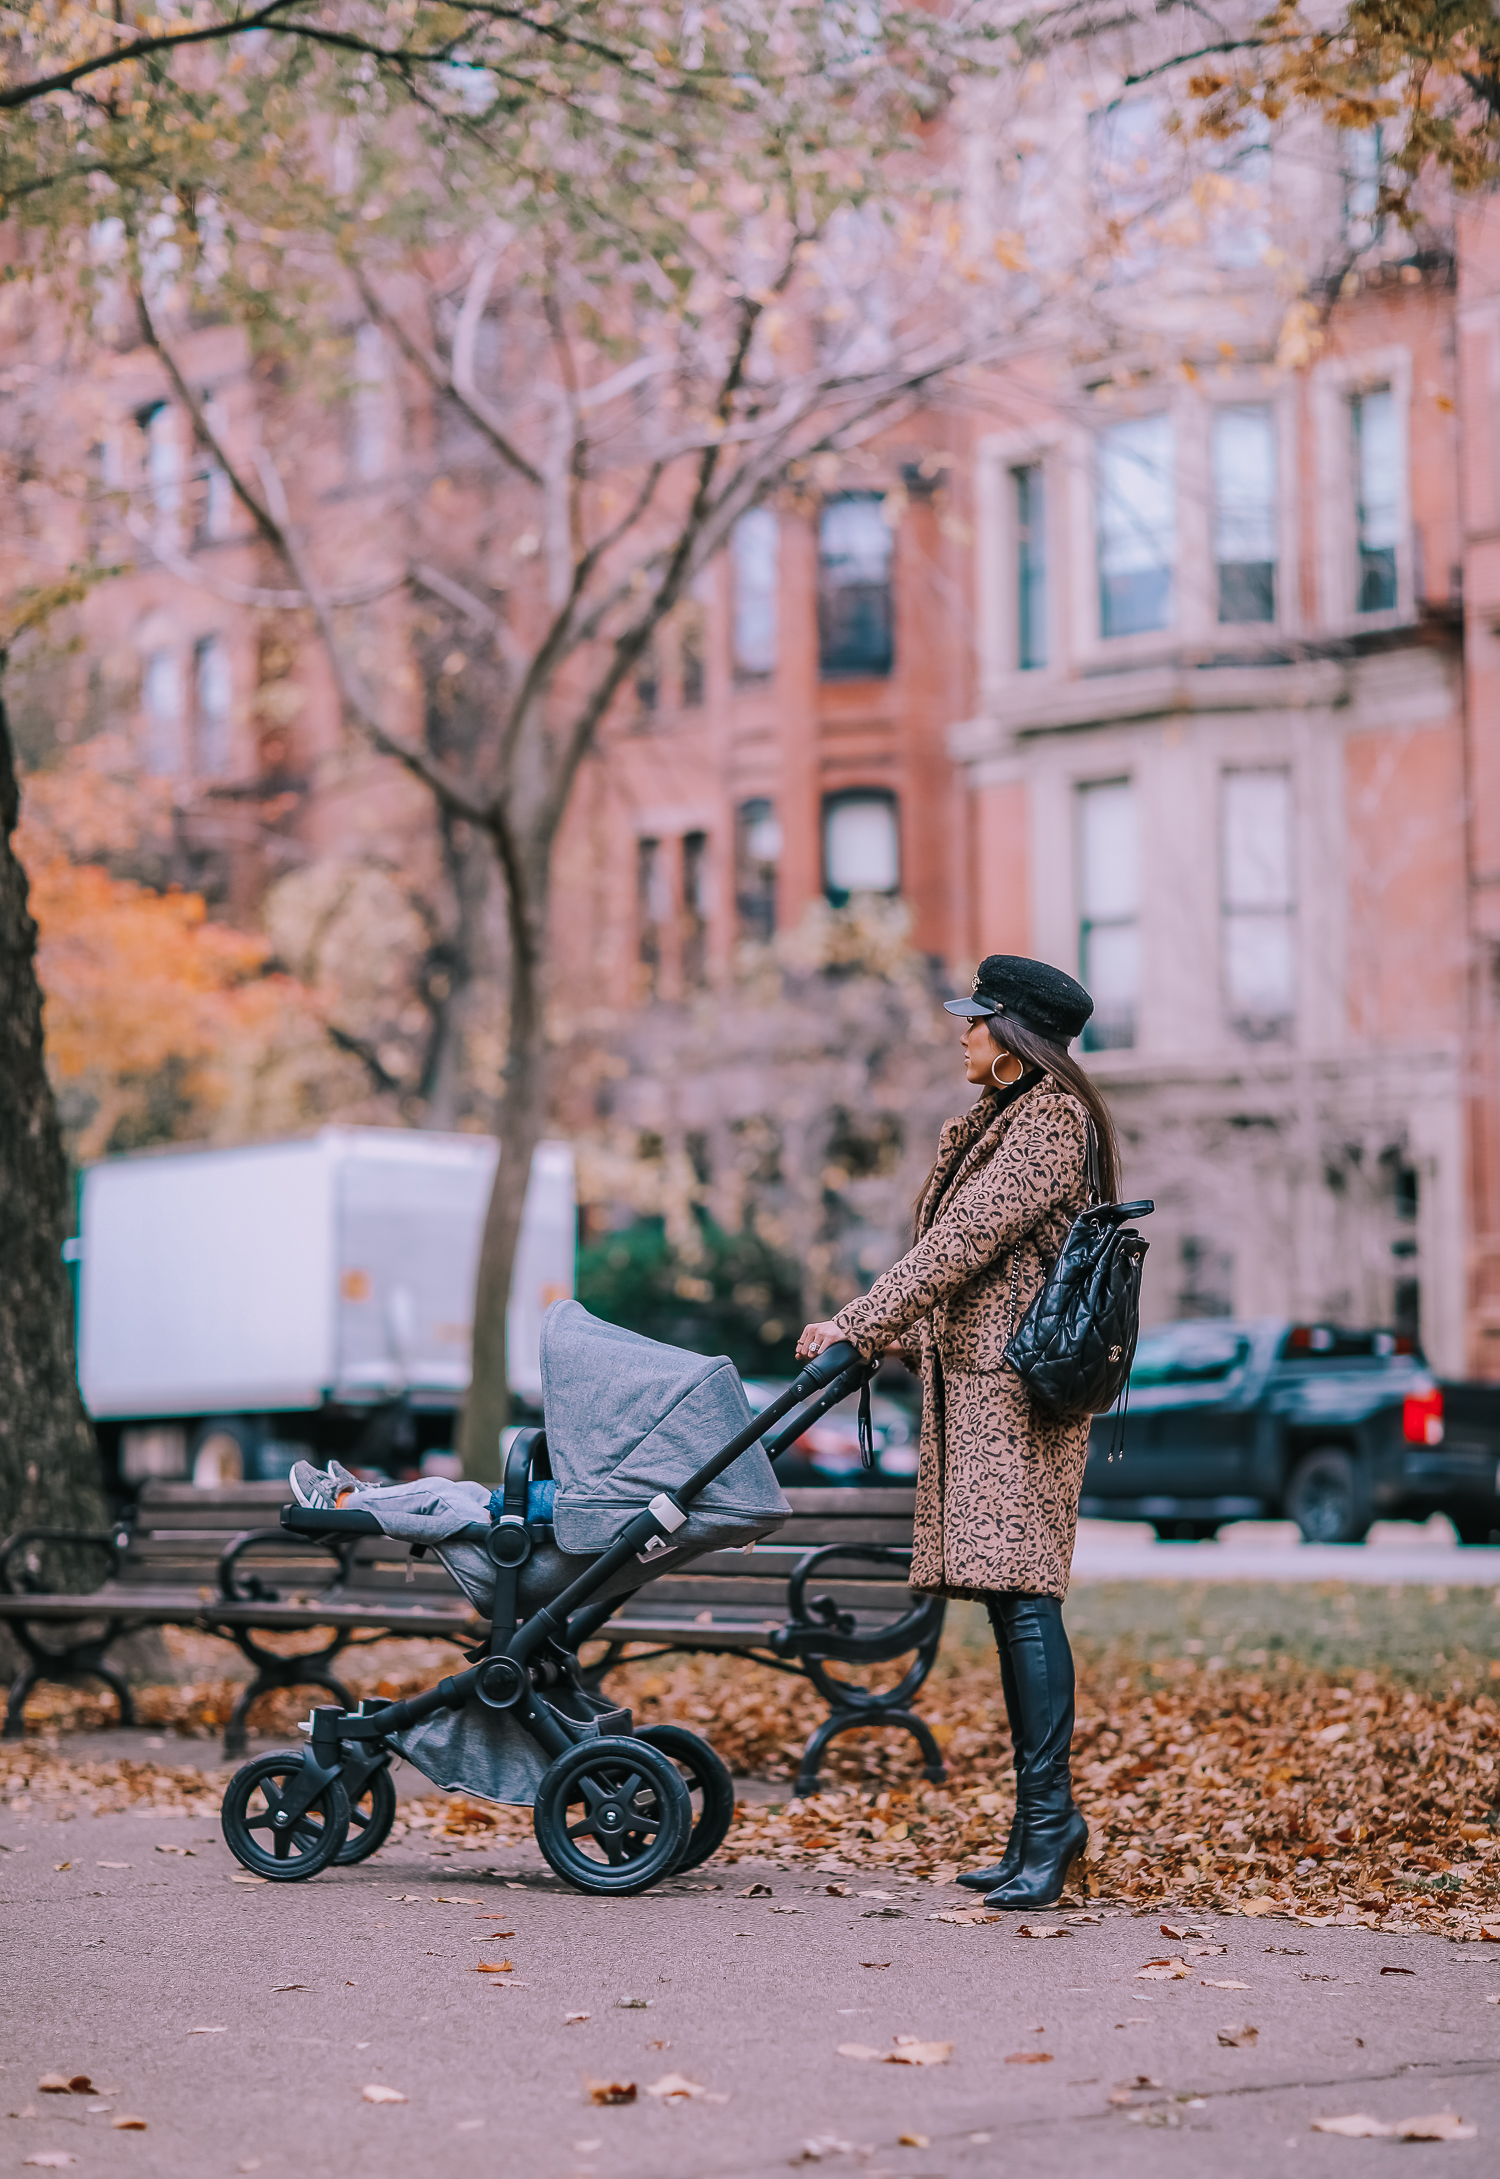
1003;1122;1153;1420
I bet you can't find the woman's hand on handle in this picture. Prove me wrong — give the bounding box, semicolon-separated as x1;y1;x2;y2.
795;1319;843;1362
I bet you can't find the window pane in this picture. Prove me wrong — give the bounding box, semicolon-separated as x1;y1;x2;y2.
1081;921;1140;1047
1078;777;1139;1050
1223;769;1291;909
1213;405;1276;624
1015;463;1047;669
732;508;779;677
1078;778;1138;920
143;649;183;775
195;635;231;775
1097;415;1174;636
1342;126;1383;247
818;494;893;677
736;797;779;942
1353;387;1399;613
1224;913;1294;1019
825;794;899;894
1223;767;1294;1030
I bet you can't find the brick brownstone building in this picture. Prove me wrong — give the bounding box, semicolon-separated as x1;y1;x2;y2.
8;97;1500;1376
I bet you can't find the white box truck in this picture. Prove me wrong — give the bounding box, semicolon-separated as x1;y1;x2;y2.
73;1128;575;1491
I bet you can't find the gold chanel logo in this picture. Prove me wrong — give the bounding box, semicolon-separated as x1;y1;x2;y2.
1108;1345;1122;1363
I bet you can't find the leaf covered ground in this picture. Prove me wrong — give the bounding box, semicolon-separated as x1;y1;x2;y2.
3;1584;1497;1938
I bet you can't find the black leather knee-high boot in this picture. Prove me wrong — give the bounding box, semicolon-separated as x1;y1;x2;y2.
956;1598;1028;1891
983;1593;1088;1911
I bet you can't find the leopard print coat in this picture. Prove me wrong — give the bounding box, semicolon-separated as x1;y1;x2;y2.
834;1076;1092;1601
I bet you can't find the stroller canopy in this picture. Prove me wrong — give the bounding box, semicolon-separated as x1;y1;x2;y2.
541;1300;791;1554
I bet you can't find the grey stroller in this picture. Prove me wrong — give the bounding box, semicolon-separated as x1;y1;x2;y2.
219;1303;875;1894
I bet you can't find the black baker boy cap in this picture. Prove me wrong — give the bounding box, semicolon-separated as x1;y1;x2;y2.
943;954;1094;1045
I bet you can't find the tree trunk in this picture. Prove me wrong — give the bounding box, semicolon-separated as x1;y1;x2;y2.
458;840;551;1485
0;678;106;1538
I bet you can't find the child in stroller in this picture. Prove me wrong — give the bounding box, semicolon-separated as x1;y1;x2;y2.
220;1303;875;1896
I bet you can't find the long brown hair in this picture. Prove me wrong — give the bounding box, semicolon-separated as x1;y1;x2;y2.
913;1012;1121;1231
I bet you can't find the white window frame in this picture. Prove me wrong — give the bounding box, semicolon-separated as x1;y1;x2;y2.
974;424;1066;702
1198;382;1301;639
1311;345;1414;633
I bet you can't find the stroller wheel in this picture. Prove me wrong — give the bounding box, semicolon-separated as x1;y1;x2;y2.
336;1762;399;1865
532;1735;692;1895
635;1724;735;1873
221;1751;351;1881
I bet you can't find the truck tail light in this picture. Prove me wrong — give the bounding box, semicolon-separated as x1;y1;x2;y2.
1402;1384;1445;1446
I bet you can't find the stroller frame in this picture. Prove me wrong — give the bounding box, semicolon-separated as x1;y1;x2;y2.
220;1339;882;1892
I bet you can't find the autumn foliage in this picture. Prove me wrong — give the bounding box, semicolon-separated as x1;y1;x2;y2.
15;739;347;1159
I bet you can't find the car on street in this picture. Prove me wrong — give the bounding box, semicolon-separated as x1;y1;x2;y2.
1081;1318;1500;1545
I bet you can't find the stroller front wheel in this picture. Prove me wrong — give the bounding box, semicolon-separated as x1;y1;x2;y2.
222;1751;351;1881
532;1735;692;1895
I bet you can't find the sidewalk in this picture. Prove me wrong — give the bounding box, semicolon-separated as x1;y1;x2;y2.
4;1789;1496;2178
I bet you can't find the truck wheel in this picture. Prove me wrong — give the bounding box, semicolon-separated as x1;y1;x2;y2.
1285;1447;1371;1545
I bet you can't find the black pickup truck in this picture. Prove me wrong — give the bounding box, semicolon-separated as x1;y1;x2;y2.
1081;1319;1500;1545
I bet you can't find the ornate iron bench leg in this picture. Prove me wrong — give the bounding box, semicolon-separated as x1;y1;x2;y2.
223;1633;356;1759
794;1705;948;1799
1;1625;135;1738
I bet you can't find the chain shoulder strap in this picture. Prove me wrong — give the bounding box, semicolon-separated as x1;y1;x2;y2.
1003;1244;1023;1350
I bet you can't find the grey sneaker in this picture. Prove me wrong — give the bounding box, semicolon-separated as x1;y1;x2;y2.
289;1461;337;1511
326;1459;361;1497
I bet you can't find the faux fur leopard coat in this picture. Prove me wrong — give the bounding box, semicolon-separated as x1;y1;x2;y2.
834;1075;1092;1601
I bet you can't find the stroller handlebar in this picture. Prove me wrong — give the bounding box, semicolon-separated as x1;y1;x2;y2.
790;1338;867;1393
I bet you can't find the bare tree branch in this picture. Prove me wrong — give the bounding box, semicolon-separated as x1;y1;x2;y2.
354;266;543;487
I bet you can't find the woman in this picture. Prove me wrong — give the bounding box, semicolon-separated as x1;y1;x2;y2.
796;953;1119;1911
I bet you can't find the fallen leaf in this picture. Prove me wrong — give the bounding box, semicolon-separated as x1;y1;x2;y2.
37;2075;74;2095
1005;2051;1054;2065
837;2044;884;2061
275;1984;308;1993
22;2155;77;2169
1392;2114;1477;2142
361;2085;407;2105
473;1962;513;1974
187;2026;228;2035
1312;2114;1391;2138
645;2073;727;2105
96;1862;131;1870
886;2039;951;2067
586;2079;637;2106
1159;1923;1202;1940
53;1862;71;1872
861;1907;907;1920
1380;1965;1417;1976
435;1897;484;1905
860;1961;891;1970
564;2013;589;2025
1240;1899;1281;1918
897;2132;929;2148
615;1996;650;2009
825;1883;849;1897
1482;1926;1500;1943
1202;1979;1250;1990
795;2138;870;2162
770;1905;801;1915
1136;1959;1189;1981
1187;1943;1227;1956
111;2116;148;2131
229;1874;266;1886
736;1883;772;1897
155;1844;195;1856
1217;2024;1259;2047
1017;1924;1069;1940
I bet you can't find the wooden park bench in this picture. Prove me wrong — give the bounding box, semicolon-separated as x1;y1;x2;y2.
1;1481;948;1792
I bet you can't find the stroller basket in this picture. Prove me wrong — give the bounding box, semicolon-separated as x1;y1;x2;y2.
222;1311;877;1896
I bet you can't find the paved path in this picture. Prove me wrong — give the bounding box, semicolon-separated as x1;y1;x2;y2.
4;1795;1497;2179
1070;1517;1500;1584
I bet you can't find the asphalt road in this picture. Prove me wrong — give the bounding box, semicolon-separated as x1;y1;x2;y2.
1070;1516;1500;1583
4;1797;1497;2179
